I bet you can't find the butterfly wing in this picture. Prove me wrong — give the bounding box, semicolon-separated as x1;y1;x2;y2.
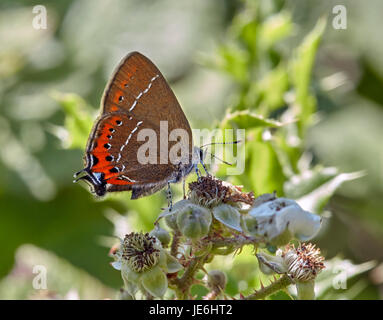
100;52;192;138
79;52;194;198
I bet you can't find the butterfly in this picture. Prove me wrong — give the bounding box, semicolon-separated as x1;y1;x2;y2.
74;52;206;202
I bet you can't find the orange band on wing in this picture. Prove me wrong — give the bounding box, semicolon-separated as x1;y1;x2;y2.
106;177;135;185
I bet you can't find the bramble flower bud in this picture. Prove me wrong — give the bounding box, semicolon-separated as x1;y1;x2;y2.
255;242;325;291
122;232;162;273
157;176;253;238
282;243;325;282
160;199;192;231
249;197;322;245
188;175;254;209
110;231;183;299
165;212;178;231
176;204;212;239
205;270;227;292
150;224;171;247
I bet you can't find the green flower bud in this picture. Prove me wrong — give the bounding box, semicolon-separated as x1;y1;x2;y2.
165;213;178;231
205;270;227;292
176;204;212;239
212;204;242;232
161;199;193;231
150;224;171;247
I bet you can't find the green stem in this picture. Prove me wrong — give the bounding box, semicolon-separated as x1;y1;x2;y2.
207;235;261;250
243;275;293;300
170;231;181;257
171;253;209;299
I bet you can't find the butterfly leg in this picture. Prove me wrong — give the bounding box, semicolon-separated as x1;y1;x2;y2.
200;159;210;176
166;178;178;211
166;182;173;210
194;164;201;181
182;179;186;199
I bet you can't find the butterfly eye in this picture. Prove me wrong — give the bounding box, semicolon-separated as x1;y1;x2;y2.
106;135;112;139
109;167;119;173
109;128;115;133
105;155;113;161
118;96;124;102
104;143;111;150
116;120;122;126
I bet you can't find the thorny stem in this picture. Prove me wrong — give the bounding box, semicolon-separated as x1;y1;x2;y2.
171;253;209;300
169;235;261;299
170;231;181;257
243;274;293;300
205;234;262;250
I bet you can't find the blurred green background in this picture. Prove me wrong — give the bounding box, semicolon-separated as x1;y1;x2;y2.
0;0;382;299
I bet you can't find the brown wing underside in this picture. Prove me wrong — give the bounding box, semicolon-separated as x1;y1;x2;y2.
101;51;192;139
83;52;193;198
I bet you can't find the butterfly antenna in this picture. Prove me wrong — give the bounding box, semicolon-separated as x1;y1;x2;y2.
205;151;233;166
200;140;241;149
73;169;86;178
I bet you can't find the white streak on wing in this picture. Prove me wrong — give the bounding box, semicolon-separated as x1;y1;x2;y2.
115;121;144;163
128;74;159;112
120;175;137;182
129;100;137;112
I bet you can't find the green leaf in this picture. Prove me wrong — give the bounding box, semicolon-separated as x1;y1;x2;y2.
0;244;116;299
284;166;339;199
0;188;125;287
259;12;293;49
221;110;284;129
314;256;376;299
248;137;286;195
297;171;365;213
254;65;289;112
216;45;249;83
52;92;94;149
290;18;326;132
237;19;258;57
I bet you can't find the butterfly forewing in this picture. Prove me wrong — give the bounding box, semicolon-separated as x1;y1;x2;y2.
101;52;192;138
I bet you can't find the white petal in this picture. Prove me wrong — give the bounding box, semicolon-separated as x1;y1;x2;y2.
249;197;322;241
